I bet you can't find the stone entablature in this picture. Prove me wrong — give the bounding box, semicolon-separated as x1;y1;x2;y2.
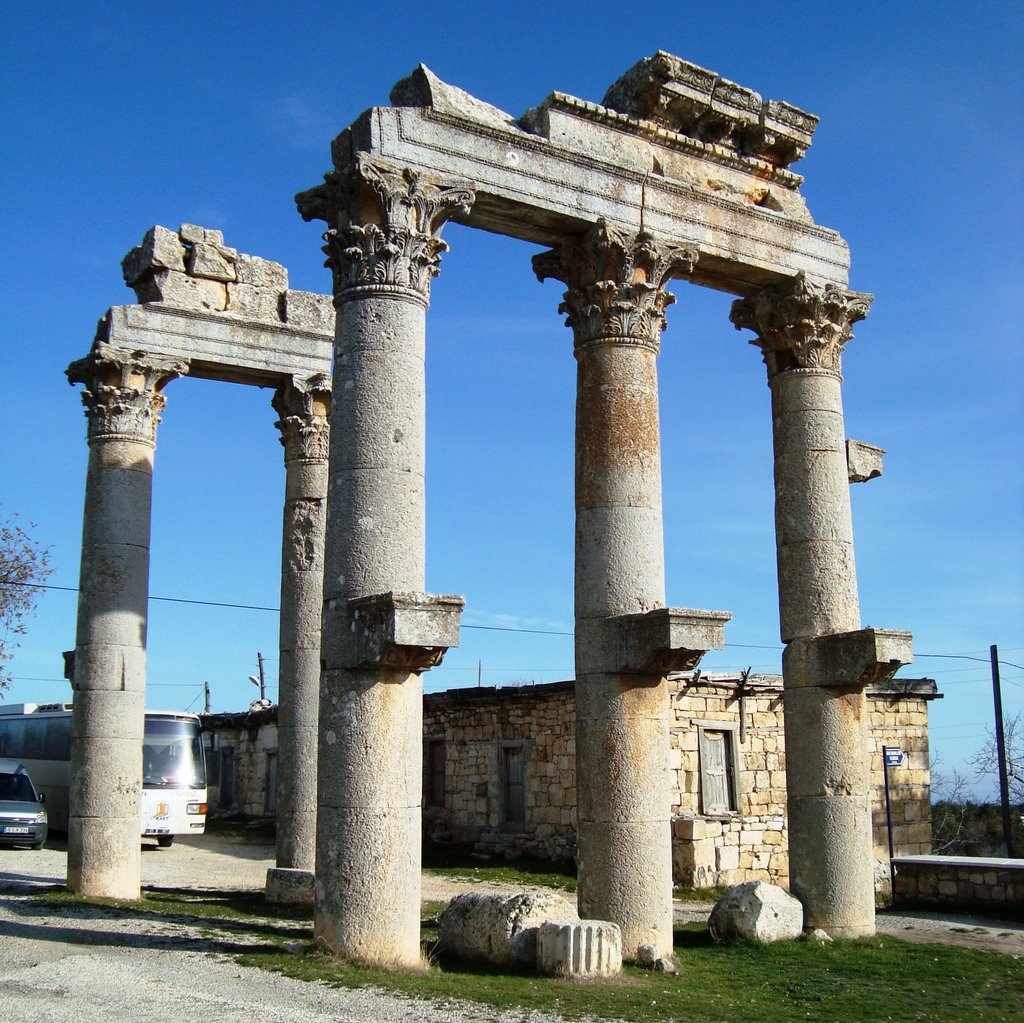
122;224;333;333
329;60;850;293
92;224;335;390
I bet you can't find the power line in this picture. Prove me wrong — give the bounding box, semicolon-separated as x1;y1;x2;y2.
11;581;1024;670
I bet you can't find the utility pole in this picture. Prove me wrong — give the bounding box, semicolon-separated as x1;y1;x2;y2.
204;681;211;714
257;651;267;702
990;645;1016;858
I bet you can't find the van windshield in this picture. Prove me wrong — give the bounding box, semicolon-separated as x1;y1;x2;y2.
142;719;206;789
0;772;37;802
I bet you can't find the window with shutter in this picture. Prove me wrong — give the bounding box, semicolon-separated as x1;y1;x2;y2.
427;739;446;807
698;727;737;814
501;745;526;825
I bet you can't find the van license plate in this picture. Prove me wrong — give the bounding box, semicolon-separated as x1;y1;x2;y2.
2;827;29;834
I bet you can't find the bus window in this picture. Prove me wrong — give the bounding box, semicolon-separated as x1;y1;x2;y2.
0;719;26;759
23;719;46;759
43;718;72;761
143;718;206;789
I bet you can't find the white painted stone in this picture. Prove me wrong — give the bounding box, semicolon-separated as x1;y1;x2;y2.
438;892;579;967
536;920;622;978
708;881;804;943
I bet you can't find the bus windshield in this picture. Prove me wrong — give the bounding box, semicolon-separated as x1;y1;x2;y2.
142;718;206;789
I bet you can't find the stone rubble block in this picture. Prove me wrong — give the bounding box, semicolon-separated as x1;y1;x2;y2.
708;881;804;943
236;252;289;291
132;268;227;311
283;290;335;332
437;891;579;967
178;223;205;244
187;239;237;282
536;920;622;978
121;225;186;285
227;281;282;321
265;866;314;906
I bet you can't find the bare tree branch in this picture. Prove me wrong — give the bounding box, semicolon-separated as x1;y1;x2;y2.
0;510;53;689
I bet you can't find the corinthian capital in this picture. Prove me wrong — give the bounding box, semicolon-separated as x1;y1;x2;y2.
533;220;697;352
730;273;872;378
66;341;188;446
272;373;331;463
296;156;474;304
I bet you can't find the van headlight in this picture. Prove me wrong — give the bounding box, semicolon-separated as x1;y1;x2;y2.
33;812;47;824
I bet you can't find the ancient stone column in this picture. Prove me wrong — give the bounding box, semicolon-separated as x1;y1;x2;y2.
65;341;187;899
268;374;330;883
731;274;910;937
535;222;724;960
296;156;472;966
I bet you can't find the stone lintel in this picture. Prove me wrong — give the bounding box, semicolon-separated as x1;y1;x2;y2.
97;303;332;387
340;591;464;673
335;72;850;294
784;628;913;690
614;607;731;675
847;439;885;483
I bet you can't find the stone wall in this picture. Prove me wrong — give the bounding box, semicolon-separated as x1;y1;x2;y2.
868;682;934;862
201;674;937;891
893;856;1024;918
422;682;577;863
421;673;938;890
669;677;788;887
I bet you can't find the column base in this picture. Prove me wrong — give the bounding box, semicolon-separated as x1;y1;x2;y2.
265;867;314;906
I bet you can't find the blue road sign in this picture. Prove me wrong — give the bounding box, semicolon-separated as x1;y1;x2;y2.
883;746;905;768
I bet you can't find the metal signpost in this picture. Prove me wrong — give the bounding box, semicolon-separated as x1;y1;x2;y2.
882;744;904;897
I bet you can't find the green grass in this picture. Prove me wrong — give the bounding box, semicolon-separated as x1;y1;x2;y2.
672;883;728;904
32;887;1022;1022
422;839;577;891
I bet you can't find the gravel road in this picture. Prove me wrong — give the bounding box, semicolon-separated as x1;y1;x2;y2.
1;834;1020;1023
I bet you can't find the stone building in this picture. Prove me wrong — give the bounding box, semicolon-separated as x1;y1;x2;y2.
422;673;937;891
203;672;937;892
202;704;279;817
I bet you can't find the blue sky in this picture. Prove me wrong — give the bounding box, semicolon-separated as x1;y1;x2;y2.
1;2;1021;797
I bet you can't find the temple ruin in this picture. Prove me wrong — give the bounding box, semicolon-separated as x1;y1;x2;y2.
66;52;912;962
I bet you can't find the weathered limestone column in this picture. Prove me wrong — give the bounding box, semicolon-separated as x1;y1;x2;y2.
297;156;472;965
535;221;729;960
65;341;187;898
731;274;911;937
268;374;330;884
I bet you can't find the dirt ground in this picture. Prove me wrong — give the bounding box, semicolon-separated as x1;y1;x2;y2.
2;832;1021;957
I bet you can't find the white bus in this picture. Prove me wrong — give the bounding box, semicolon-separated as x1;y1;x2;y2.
0;703;207;847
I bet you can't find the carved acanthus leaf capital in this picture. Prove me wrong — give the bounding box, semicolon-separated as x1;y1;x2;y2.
533;219;697;351
730;272;872;377
273;373;331;463
296;156;474;303
66;339;188;446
